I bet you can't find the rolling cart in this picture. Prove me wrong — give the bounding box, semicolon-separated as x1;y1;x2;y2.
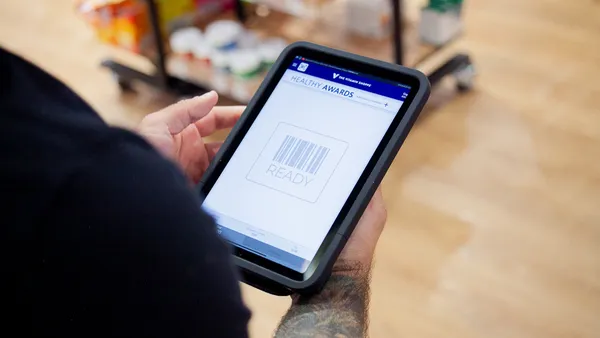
102;0;475;101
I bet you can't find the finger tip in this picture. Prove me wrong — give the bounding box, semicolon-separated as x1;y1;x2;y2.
188;91;218;109
196;90;218;102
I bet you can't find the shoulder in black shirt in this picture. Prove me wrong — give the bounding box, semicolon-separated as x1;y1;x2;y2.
0;48;250;337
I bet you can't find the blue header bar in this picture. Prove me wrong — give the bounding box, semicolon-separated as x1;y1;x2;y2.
288;59;410;101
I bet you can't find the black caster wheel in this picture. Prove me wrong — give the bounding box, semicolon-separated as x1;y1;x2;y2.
454;63;476;92
117;78;135;92
111;72;135;93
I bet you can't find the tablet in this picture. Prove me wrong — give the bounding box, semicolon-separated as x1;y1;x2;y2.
199;42;430;295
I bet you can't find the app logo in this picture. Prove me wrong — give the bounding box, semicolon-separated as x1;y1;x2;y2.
297;62;309;72
333;73;340;79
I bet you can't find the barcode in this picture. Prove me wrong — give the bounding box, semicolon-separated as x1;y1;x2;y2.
272;135;330;175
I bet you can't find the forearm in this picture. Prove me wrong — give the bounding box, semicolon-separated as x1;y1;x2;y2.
274;262;371;338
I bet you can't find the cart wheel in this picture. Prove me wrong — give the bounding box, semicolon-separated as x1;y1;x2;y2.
112;72;135;92
454;63;476;92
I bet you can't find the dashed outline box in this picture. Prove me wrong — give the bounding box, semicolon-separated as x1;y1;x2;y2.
245;122;348;203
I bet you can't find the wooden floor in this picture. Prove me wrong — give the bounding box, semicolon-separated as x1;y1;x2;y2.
1;0;599;337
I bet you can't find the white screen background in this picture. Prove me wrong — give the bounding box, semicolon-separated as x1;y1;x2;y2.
203;70;399;259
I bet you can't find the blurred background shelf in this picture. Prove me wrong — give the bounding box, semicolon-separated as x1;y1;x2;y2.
240;0;451;68
168;53;265;102
103;0;474;103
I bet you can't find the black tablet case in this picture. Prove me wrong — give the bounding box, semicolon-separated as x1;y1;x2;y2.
199;41;431;295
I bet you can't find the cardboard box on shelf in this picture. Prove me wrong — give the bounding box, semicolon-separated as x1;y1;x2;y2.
77;0;152;54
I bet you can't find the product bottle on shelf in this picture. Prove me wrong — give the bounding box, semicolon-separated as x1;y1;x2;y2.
419;0;464;46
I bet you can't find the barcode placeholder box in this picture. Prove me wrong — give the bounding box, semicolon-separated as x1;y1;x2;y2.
246;123;348;203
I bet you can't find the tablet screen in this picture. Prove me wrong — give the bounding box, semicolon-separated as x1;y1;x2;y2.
202;56;412;273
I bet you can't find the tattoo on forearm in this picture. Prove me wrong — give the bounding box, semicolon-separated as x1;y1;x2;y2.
274;264;370;338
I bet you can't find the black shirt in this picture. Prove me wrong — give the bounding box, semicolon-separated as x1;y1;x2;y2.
0;48;250;337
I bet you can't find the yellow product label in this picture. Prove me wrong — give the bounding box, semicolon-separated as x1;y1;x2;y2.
156;0;195;24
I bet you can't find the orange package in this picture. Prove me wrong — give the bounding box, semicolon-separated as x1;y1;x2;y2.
77;0;151;54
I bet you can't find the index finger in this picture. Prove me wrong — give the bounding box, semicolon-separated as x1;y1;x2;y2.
143;91;219;134
195;106;246;136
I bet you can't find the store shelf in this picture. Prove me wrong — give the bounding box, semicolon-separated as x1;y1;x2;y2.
243;4;437;67
104;0;473;103
166;5;454;103
242;0;327;19
168;54;265;102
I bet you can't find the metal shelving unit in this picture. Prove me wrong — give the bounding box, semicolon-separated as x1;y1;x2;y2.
102;0;475;100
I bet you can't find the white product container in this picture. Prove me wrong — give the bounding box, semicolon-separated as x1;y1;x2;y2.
204;20;244;51
169;27;203;55
209;50;231;71
258;38;288;65
419;7;462;46
229;49;263;78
